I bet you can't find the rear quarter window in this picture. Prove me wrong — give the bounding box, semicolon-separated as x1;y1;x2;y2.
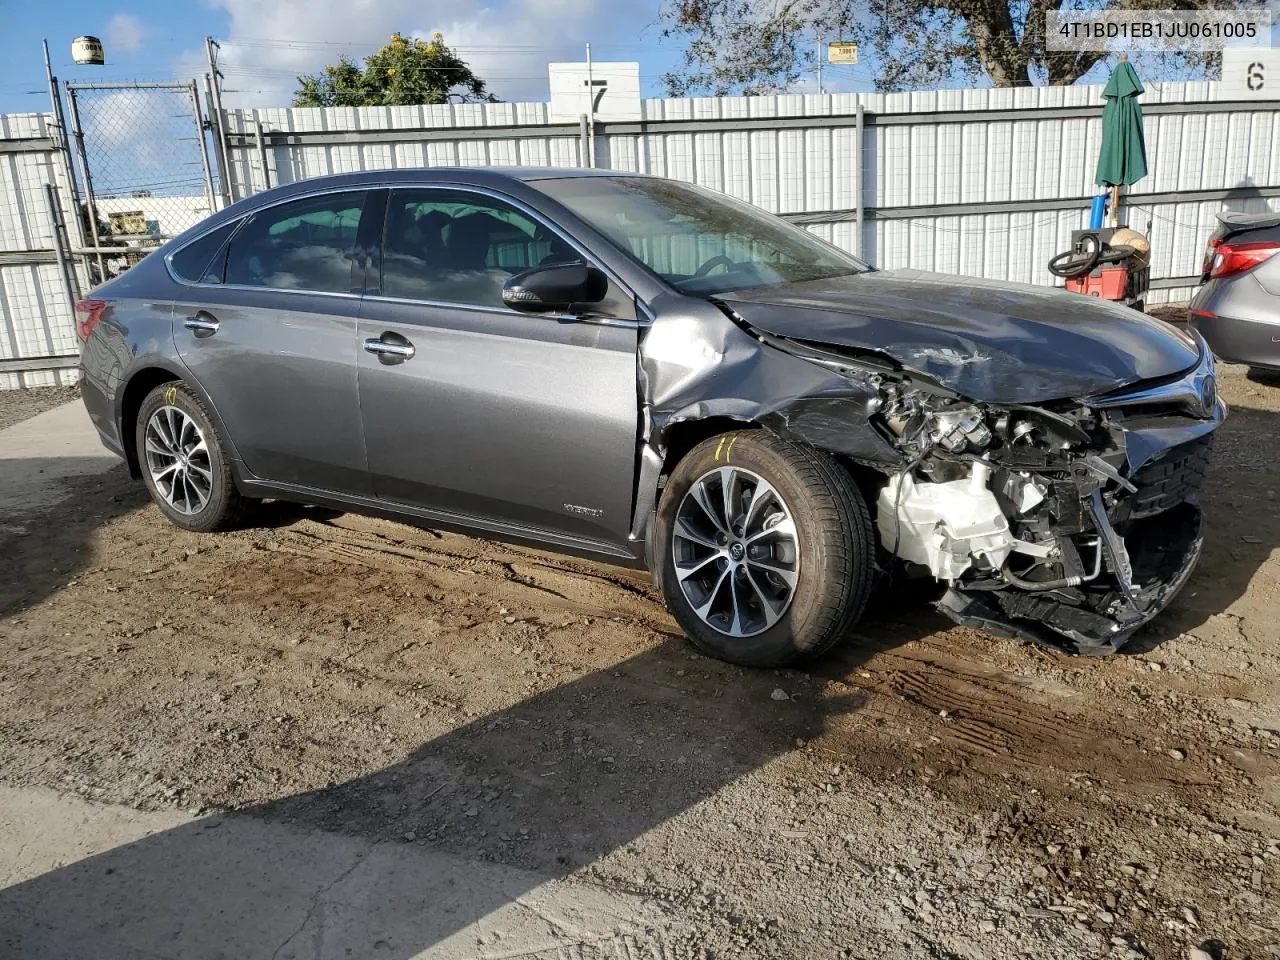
168;219;241;284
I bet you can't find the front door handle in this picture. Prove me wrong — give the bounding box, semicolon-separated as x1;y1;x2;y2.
183;312;220;338
363;335;416;364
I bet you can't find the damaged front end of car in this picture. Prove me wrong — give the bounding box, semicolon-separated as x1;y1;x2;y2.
637;294;1224;656
772;329;1224;655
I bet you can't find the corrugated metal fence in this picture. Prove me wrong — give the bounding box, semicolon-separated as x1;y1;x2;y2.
225;80;1280;305
4;79;1280;388
0;112;82;389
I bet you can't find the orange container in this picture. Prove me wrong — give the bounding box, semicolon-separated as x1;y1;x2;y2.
1066;266;1130;300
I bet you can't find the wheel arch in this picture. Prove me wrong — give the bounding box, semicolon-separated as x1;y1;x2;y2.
638;416;891;570
659;416;763;478
659;416;887;504
118;363;240;479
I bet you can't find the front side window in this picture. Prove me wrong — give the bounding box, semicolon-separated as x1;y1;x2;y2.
224;191;369;293
532;176;869;297
381;188;579;307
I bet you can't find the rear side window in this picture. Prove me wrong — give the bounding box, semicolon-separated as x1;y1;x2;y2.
225;191;369;294
169;220;240;283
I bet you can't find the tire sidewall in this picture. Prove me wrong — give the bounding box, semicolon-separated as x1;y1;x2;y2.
656;431;855;665
135;382;233;532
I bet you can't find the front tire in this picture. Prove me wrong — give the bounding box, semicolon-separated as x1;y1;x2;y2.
135;381;246;532
655;430;876;667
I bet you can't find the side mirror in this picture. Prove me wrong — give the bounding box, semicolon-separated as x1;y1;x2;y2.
502;262;609;314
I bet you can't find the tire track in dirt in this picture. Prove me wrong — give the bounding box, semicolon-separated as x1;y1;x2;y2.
252;518;664;626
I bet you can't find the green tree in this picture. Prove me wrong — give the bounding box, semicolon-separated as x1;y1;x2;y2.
293;32;494;107
658;0;1262;94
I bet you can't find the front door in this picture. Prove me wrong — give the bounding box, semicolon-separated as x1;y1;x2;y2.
173;189;379;495
357;186;640;548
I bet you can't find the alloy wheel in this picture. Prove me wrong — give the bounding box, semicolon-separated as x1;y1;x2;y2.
144;405;213;515
671;466;800;637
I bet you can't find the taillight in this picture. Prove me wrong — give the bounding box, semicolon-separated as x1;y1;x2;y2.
1202;235;1223;276
1208;240;1280;279
74;299;106;342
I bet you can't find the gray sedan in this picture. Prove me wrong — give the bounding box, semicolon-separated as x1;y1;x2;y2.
1189;211;1280;373
78;168;1224;666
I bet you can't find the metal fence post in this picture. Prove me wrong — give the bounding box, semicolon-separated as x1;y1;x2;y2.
254;115;272;191
190;81;218;213
44;182;81;311
63;83;105;281
854;100;864;261
205;38;236;203
203;74;233;207
43;39;87;251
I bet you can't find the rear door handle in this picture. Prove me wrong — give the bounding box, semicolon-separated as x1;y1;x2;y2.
363;336;416;363
183;312;220;338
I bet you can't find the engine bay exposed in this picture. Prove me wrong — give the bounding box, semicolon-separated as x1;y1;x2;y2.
866;369;1216;653
740;327;1222;655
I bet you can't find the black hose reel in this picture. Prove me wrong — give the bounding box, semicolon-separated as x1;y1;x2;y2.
1049;231;1138;278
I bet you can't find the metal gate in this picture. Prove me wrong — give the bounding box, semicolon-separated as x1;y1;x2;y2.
64;81;218;285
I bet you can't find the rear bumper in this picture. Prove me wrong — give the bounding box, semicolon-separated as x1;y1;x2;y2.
78;360;125;458
1189;275;1280;370
1189;310;1280;370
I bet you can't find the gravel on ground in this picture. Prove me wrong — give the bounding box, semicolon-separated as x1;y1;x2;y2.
0;362;1276;959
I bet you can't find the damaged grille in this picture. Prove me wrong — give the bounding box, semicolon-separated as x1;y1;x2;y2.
1112;434;1215;525
759;324;1223;655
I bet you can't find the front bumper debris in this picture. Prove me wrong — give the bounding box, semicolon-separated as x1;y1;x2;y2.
866;333;1224;654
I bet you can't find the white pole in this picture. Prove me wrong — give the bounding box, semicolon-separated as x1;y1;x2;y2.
585;42;596;168
816;39;824;95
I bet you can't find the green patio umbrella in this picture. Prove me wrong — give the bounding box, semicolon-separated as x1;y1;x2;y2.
1096;59;1148;223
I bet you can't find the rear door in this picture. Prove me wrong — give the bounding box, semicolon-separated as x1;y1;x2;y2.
356;185;641;548
172;189;381;495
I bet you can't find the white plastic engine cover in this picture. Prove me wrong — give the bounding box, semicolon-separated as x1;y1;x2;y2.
876;462;1017;581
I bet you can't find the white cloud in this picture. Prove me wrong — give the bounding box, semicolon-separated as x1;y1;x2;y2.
105;13;147;56
176;0;656;108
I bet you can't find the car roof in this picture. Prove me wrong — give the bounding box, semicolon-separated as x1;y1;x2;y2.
266;166;642;192
171;167;651;245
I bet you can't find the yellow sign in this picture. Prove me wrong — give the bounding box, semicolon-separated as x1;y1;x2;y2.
827;42;858;65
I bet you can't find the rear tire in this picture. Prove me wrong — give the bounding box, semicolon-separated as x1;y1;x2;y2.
655;430;876;667
136;381;247;532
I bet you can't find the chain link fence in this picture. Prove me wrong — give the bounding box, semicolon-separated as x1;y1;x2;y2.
65;82;217;284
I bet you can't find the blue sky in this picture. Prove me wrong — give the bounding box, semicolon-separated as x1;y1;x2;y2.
8;0;1252;119
0;0;883;117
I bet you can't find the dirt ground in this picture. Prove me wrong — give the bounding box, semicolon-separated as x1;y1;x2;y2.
0;363;1277;959
0;383;79;433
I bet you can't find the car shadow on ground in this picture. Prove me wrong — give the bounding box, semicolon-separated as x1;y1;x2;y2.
0;634;873;958
251;500;347;529
0;462;146;617
0;468;346;618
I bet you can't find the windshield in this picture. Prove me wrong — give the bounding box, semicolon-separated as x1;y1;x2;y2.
533;176;869;296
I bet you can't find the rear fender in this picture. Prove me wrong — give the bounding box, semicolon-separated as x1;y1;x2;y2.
117;358;244;478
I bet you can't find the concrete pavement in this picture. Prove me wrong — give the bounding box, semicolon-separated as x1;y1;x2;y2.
0;402;682;959
0;400;120;520
0;787;682;960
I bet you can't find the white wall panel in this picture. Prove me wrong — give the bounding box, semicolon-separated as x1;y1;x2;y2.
0;112;81;387
0;75;1245;388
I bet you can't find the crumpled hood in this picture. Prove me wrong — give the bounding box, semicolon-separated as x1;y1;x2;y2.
719;269;1200;404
